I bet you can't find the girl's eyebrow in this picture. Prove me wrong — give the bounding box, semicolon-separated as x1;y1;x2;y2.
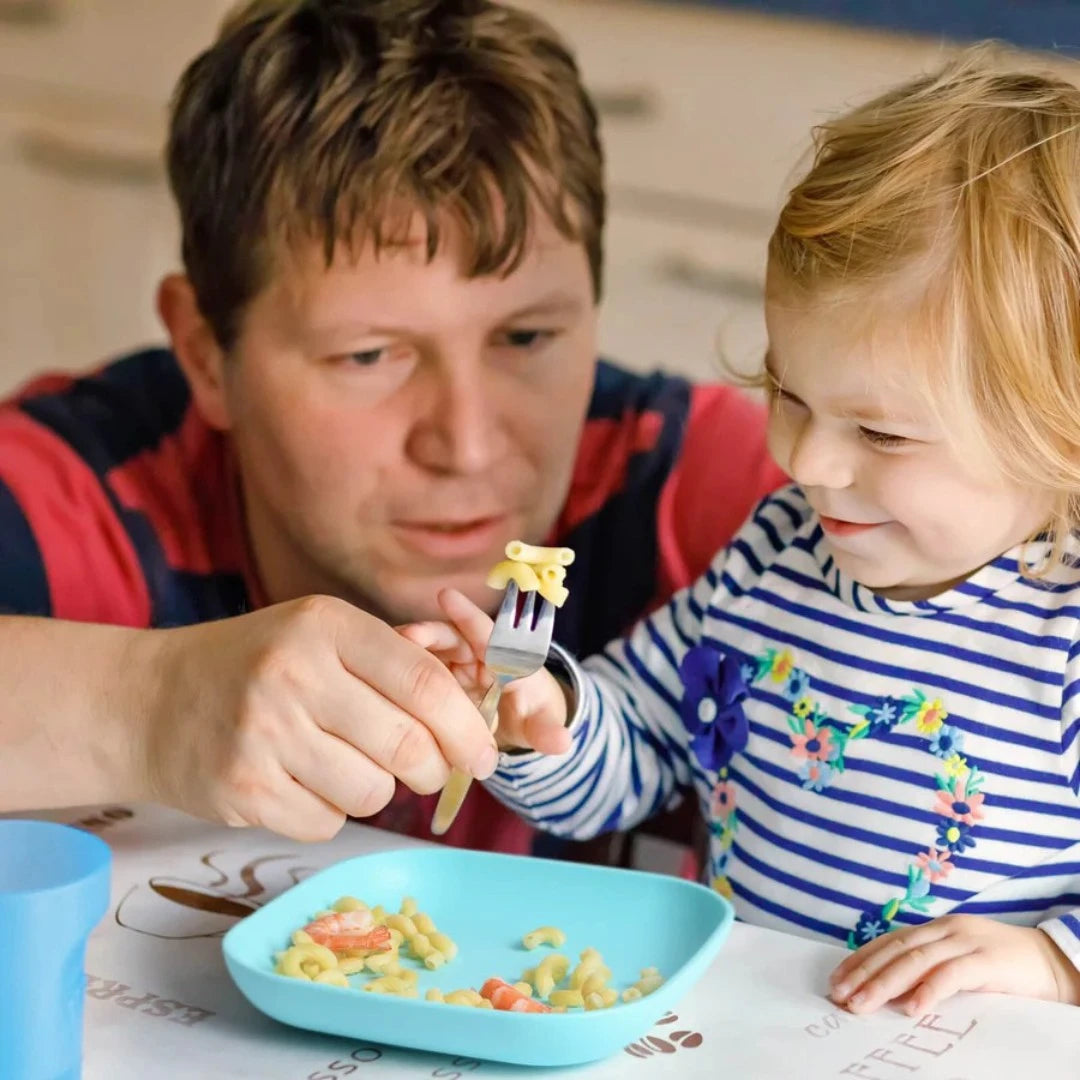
765;349;915;425
764;350;801;402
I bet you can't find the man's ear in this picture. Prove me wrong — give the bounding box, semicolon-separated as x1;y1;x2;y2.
157;274;232;431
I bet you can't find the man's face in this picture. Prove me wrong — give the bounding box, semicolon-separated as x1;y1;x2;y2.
217;213;598;623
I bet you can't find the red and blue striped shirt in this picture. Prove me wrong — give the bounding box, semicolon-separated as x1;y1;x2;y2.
0;348;784;851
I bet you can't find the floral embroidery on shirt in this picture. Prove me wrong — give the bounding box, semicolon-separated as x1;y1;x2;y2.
706;764;739;898
678;646;750;773
734;647;986;949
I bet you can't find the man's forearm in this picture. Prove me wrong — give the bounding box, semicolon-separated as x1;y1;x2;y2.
0;616;150;811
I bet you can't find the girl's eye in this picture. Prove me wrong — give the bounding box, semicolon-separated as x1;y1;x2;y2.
764;370;798;404
859;427;908;448
767;382;801;407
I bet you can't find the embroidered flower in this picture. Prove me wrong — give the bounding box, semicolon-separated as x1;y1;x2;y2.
915;697;948;734
741;644;985;951
943;753;969;779
782;668;811;702
848;695;907;736
679;647;750;772
709;852;729;882
867;698;902;732
914;848;954;884
710;781;737;820
908;871;931;899
851;910;890;947
709;818;736;847
769;650;795;684
790;720;839;763
711;876;734;900
932;775;985;826
798;759;834;792
936;818;976;854
929;724;965;759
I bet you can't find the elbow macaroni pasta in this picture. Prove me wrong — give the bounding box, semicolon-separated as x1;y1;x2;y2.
275;894;458;996
486;560;541;592
486;542;575;607
522;925;567;950
505;541;575;566
622;967;664;1001
274;900;662;1012
537;563;566;586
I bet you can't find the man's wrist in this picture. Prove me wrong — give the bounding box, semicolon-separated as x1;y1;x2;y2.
110;625;170;804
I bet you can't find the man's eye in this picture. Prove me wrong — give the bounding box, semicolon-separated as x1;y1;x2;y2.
859;427;908;448
499;329;554;349
348;348;385;366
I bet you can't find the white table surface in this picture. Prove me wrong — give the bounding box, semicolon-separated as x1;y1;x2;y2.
21;802;1079;1079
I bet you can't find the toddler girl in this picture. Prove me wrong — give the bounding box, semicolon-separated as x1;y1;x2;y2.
404;47;1080;1014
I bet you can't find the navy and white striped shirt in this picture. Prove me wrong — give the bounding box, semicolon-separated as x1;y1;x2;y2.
487;485;1080;969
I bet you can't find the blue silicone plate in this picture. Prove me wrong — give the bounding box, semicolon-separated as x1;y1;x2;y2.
222;847;733;1067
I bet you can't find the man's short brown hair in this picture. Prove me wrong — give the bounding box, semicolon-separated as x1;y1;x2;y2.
166;0;605;349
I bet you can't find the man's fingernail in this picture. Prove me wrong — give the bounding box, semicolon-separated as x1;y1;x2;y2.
832;980;849;998
848;992;864;1009
471;744;499;779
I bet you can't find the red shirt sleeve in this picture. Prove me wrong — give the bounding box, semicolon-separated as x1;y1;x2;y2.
655;384;786;598
0;405;151;626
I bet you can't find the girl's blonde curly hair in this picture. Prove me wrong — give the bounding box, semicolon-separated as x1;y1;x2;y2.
769;45;1080;560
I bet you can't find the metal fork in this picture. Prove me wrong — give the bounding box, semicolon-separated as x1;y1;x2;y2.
430;581;556;836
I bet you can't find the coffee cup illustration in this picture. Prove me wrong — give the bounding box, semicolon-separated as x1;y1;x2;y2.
115;851;314;939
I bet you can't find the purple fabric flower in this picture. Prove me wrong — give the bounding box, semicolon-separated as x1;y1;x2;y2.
679;646;750;772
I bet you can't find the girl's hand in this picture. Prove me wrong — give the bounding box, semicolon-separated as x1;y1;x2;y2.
829;915;1080;1014
397;588;573;756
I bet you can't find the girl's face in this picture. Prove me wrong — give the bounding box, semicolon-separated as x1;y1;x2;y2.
764;296;1055;600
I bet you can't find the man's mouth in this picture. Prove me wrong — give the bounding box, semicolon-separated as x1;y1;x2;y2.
391;515;509;560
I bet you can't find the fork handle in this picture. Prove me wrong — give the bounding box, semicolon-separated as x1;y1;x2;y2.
430;678;505;837
477;678;504;735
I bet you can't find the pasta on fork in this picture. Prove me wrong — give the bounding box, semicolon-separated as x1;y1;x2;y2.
486;540;575;607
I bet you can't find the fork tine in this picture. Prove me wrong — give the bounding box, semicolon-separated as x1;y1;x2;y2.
534;598;555;644
495;580;520;626
519;587;536;629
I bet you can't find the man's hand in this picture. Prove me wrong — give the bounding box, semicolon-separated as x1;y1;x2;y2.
829;914;1080;1014
134;596;502;841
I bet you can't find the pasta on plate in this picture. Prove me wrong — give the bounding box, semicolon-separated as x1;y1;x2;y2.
273;894;664;1012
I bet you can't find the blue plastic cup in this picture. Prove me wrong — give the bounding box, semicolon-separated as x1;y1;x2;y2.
0;820;112;1080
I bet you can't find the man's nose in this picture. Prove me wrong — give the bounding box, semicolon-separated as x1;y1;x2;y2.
405;362;502;475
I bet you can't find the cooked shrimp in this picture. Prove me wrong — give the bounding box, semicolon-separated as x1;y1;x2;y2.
480;977;552;1013
303;909;392;953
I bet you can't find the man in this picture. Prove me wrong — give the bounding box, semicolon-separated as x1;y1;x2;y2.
0;0;782;852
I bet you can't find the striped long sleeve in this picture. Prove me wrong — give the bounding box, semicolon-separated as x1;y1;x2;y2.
484;494;792;837
486;486;1080;960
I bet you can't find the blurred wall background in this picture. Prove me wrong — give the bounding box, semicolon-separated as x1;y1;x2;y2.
0;0;1076;395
